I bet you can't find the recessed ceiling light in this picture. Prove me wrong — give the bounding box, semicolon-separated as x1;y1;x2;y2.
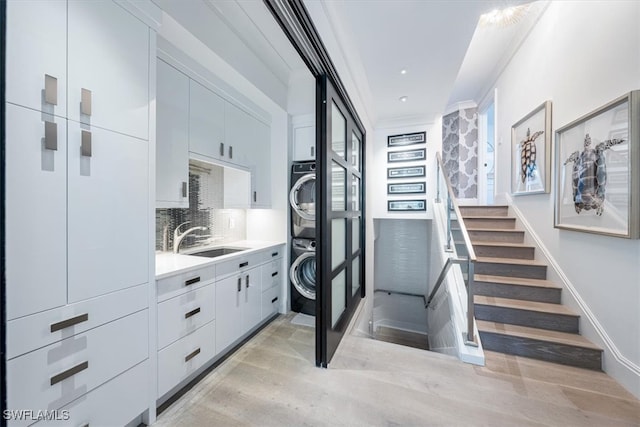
400;69;407;75
399;96;408;102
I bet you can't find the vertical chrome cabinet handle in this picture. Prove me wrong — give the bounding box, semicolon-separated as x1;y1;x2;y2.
182;181;188;198
81;88;92;116
237;277;241;292
229;145;233;159
44;121;58;151
81;131;92;157
44;74;58;105
220;142;224;157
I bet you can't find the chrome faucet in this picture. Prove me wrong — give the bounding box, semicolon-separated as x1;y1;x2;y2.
173;221;208;253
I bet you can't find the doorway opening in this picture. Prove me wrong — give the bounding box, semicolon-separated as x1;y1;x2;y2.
478;94;496;205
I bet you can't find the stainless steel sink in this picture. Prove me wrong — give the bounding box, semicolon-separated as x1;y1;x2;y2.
188;247;247;258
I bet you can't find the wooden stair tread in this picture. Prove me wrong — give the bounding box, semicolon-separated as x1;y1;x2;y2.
476;256;546;266
477;320;601;350
461;215;516;220
474;295;578;316
474;274;561;289
464;227;524;232
470;241;535;249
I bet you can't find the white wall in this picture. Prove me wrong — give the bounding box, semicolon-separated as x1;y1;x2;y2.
486;1;640;397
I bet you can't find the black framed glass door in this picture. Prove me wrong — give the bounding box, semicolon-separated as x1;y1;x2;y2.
316;75;364;367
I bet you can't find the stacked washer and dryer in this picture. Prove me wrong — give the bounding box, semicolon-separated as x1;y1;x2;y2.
289;161;316;316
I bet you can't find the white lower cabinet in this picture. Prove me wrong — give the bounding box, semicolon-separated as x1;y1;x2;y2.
261;285;280;320
241;267;263;333
157;320;216;398
7;309;148;421
214;274;243;353
52;360;149;427
157;283;215;350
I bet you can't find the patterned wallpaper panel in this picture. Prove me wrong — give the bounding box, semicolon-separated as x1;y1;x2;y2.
156;161;246;252
441;108;478;199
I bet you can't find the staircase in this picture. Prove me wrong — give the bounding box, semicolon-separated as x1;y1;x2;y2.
457;205;603;371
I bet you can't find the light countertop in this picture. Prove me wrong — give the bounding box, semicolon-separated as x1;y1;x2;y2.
155;240;285;279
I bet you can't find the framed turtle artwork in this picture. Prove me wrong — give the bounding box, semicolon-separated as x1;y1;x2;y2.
555;91;640;239
511;100;552;195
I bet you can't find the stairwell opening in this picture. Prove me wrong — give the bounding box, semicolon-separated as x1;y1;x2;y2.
372;219;431;351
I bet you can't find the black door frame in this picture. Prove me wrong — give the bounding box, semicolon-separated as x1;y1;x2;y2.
265;0;367;367
1;0;7;419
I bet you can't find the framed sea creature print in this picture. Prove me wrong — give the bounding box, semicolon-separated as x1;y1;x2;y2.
511;100;552;195
555;91;639;238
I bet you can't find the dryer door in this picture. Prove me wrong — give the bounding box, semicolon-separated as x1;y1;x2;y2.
289;174;316;221
290;252;316;300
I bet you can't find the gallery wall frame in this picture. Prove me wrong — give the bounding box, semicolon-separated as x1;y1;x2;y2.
511;100;552;195
387;148;426;163
554;90;639;239
387;199;426;212
387;165;425;179
387;182;425;195
387;131;426;147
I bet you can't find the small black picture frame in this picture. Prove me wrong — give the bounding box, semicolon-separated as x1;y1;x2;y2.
387;165;425;179
387;182;426;195
387;148;426;163
387;131;426;147
388;199;426;211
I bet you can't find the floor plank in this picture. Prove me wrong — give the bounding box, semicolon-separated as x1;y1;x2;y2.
155;314;640;427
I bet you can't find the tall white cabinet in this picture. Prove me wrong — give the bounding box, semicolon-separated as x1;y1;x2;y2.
4;1;158;425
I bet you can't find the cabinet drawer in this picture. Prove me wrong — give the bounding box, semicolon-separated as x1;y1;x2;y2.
7;284;148;360
261;286;280;320
216;252;263;279
45;361;149;427
158;320;215;398
7;309;148;414
260;246;284;264
261;261;282;292
157;265;215;302
158;283;215;350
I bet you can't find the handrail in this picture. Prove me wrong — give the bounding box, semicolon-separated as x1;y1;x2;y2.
374;289;427;307
435;152;477;262
424;257;464;308
434;152;478;347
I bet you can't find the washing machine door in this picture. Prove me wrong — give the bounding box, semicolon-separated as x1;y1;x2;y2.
290;252;316;300
290;174;316;221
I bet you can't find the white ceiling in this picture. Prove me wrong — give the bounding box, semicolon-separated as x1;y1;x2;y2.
310;0;546;126
152;0;547;127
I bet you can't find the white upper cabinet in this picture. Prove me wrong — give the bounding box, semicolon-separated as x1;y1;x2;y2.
293;126;315;161
248;120;272;208
67;0;150;140
67;124;149;304
5;0;67;117
189;80;225;160
157;59;190;208
5;105;67;320
224;102;252;167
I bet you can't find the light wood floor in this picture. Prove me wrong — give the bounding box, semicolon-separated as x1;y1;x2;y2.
155;314;639;426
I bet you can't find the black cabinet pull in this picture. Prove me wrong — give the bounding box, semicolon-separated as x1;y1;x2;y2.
237;277;241;292
239;261;248;268
185;277;200;286
271;252;278;257
50;361;88;386
185;307;201;319
271;297;278;303
246;275;249;288
51;313;89;333
271;271;278;277
185;348;201;362
219;142;224;156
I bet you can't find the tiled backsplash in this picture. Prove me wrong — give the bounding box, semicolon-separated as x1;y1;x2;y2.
156;161;247;251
